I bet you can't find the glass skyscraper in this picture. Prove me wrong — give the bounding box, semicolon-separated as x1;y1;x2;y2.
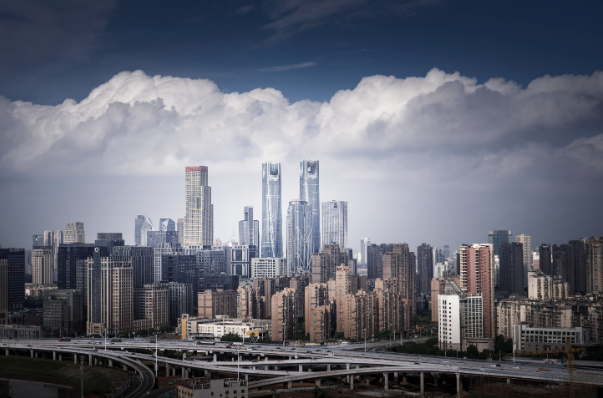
321;200;348;249
261;162;283;258
300;160;320;254
184;166;213;248
488;230;513;256
135;215;153;246
159;218;176;232
286;200;313;275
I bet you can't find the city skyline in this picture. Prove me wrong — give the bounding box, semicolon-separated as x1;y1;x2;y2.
1;1;602;257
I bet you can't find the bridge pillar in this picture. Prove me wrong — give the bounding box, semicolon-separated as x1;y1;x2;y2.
205;370;210;379
30;349;34;357
166;362;169;375
365;377;370;386
108;359;113;367
289;356;292;360
264;357;268;362
299;364;303;372
350;375;354;390
316;378;321;388
89;355;92;366
383;373;389;390
287;381;292;389
123;364;127;371
59;354;62;361
346;363;350;383
214;353;217;362
394;372;398;384
420;372;424;396
327;364;331;372
74;354;77;364
507;379;510;384
245;375;248;383
4;349;7;356
53;351;56;360
456;373;461;396
183;353;186;360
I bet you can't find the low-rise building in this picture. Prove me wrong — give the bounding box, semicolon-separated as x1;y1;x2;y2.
251;258;285;279
176;378;247;398
513;323;586;353
180;314;269;340
527;271;569;300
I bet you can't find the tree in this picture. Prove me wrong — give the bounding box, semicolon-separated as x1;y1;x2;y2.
466;345;479;359
379;329;392;340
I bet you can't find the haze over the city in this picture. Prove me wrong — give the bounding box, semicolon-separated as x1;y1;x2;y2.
1;0;602;252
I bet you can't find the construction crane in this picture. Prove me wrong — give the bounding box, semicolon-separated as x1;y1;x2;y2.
512;338;585;398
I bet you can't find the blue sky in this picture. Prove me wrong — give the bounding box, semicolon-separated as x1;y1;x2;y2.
0;0;602;252
2;0;602;105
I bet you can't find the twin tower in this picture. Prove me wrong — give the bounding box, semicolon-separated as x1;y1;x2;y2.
262;160;348;275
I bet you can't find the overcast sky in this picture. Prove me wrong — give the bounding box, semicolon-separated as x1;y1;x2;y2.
0;0;602;254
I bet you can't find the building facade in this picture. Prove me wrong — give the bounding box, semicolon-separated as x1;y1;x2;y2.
299;160;320;254
184;166;214;247
460;243;494;338
261;162;283;258
488;230;513;256
251;257;285;279
238;206;260;247
321;200;347;249
286;200;313;274
417;243;433;295
135;215;153;246
64;222;85;244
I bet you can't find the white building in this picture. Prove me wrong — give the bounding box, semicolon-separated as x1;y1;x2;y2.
176;378;247;398
184;166;213;248
251;258;285;279
181;315;269;340
64;222;85;244
321;200;348;249
438;279;484;351
528;270;569;300
513;323;586;353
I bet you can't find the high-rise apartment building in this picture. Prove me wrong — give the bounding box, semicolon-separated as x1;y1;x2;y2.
33;235;44;247
585;237;603;293
64;222;85;244
382;244;416;320
321;200;347;249
159;218;176;232
568;240;587;294
134;283;169;329
417;243;433;295
112;246;154;289
271;287;297;342
538;244;552;275
367;243;393;280
488;230;513;256
527;270;568;300
197;290;237;318
43;289;83;334
460;243;494;339
360;238;371;264
184;166;214;248
311;244;349;284
261;162;283;258
499;242;524;295
229;245;258;278
238;207;259;247
0;258;8;312
177;218;184;246
286;200;313;274
0;249;25;311
515;234;532;285
300;160;320;254
32;247;54;285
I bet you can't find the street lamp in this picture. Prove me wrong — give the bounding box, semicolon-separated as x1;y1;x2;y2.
80;355;85;398
364;328;366;353
282;321;286;348
155;333;158;377
236;346;240;380
104;329;107;351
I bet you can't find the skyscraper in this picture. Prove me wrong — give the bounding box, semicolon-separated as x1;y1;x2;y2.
32;235;44;248
367;243;393;279
238;206;259;247
417;243;433;295
321;200;348;249
300;160;320;254
538;244;552;275
460;243;494;338
584;237;603;293
184;166;214;248
261;162;283;258
286;200;313;274
499;242;525;295
159;218;176;232
135;215;153;246
488;230;513;256
64;222;85;243
360;238;371;264
32;247;54;284
0;249;25;311
515;234;532;285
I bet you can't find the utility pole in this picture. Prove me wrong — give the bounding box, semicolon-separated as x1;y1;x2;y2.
80;355;85;398
155;334;158;377
364;328;366;353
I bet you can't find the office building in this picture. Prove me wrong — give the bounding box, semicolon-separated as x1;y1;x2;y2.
197;290;237;318
568;240;587;294
513;324;585;353
499;242;525;295
360;238;371;264
374;279;407;335
64;222;85;244
417;243;433;295
134;283;169;329
366;243;393;280
585;237;603;293
175;377;248;398
238;207;260;247
165;282;193;326
444;245;450;259
0;258;7;312
184;166;214;247
32;247;54;285
460;243;495;339
147;230;179;247
321;200;347;249
97;233;123;241
33;235;44;247
161;254;198;292
112;246;154;289
190;249;226;278
86;256;133;336
488;230;513;256
159;218;176;232
286;200;313;274
135;215;153;246
153;244;181;283
261;162;283;258
43;289;83;334
177;218;184;246
251;257;285;279
229;245;258;278
300;160;320;254
271;287;297;342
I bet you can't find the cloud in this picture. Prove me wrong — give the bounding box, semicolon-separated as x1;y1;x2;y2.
1;68;603;187
234;5;253;14
258;62;318;72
